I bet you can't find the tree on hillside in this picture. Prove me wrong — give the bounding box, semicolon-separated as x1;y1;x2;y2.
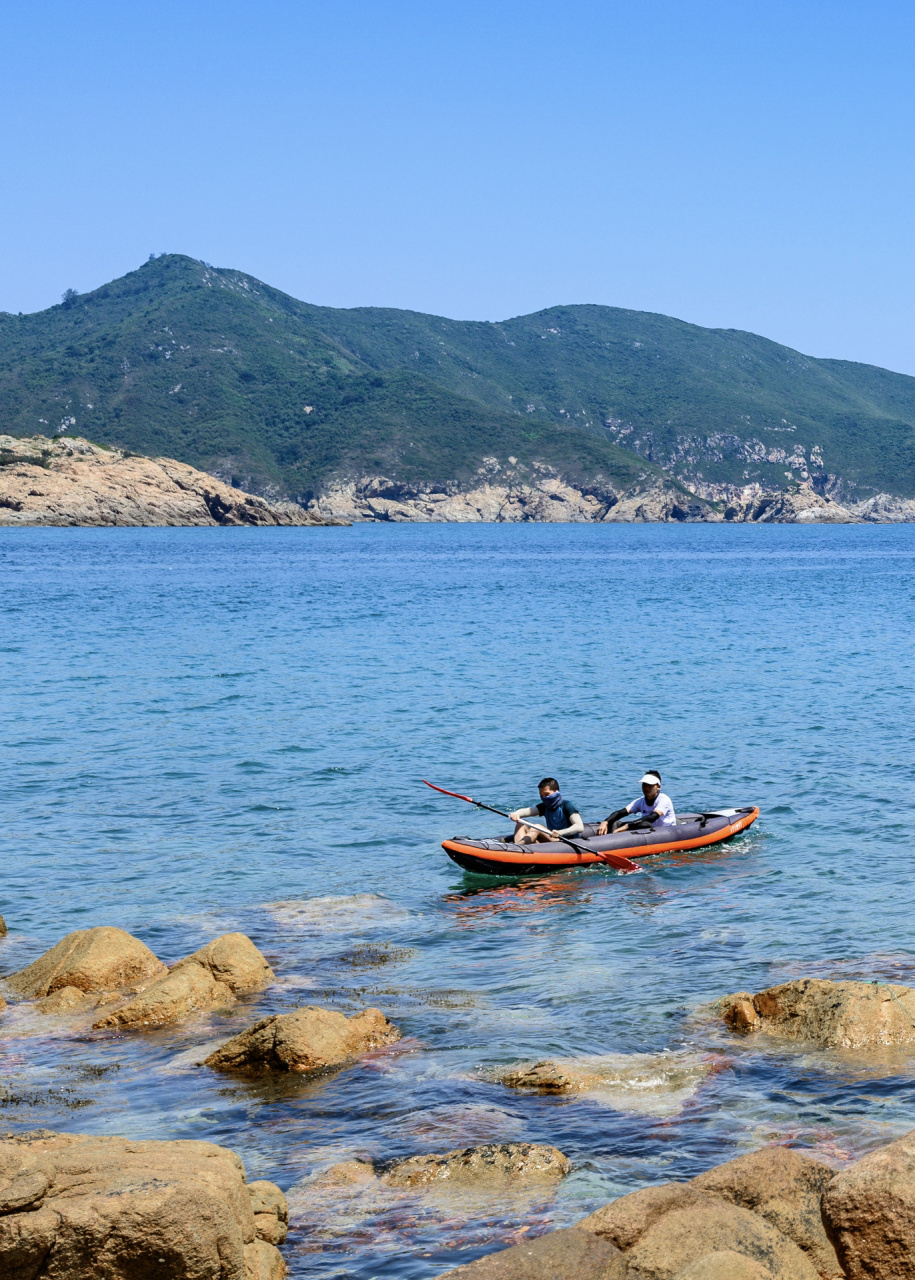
61;288;79;308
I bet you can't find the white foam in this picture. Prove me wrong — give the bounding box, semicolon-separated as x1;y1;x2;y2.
261;893;409;931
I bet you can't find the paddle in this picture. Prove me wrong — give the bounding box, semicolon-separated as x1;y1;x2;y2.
422;780;640;873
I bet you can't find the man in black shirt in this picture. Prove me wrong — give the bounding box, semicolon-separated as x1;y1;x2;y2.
509;777;584;845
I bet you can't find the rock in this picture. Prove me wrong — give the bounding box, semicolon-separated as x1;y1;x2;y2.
439;1227;623;1278
248;1179;288;1246
0;995;6;1013
579;1183;710;1251
690;1146;842;1278
205;1005;400;1074
94;932;273;1031
821;1126;915;1279
0;915;7;936
718;978;915;1048
381;1143;571;1189
672;1251;775;1279
244;1237;287;1280
622;1198;820;1280
308;468;720;525
497;1053;713;1115
35;985;102;1014
312;1159;377;1186
4;927;166;998
726;488;856;524
0;1129;286;1279
0;433;340;528
173;932;275;993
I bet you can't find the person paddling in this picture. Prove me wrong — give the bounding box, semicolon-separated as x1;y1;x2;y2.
509;777;584;845
597;771;676;835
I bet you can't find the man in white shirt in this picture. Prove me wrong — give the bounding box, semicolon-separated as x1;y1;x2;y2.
597;771;676;835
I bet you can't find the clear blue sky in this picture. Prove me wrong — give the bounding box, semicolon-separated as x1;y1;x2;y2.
2;1;914;371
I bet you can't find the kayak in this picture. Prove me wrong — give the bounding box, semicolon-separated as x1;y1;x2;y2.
442;807;760;876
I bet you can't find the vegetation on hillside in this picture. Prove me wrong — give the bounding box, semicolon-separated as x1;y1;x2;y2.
2;254;914;499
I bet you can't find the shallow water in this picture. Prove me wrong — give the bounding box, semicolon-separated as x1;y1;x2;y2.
2;522;915;1277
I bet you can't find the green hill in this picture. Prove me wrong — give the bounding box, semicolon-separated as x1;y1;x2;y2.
2;253;914;502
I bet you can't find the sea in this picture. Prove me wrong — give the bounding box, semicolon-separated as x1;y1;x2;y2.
2;521;915;1278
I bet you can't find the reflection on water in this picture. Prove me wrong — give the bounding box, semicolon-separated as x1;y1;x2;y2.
4;523;915;1277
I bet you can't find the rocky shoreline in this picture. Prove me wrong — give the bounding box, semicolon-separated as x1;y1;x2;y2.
4;925;915;1276
306;468;915;525
0;436;344;528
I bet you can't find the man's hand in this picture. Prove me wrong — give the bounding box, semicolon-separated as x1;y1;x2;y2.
509;811;522;823
597;820;609;835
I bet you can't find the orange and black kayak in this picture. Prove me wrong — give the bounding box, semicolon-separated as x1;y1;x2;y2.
442;807;760;876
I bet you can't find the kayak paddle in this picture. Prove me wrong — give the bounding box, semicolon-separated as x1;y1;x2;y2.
422;780;640;873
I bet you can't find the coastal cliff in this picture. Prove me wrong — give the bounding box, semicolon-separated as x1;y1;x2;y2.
0;435;341;527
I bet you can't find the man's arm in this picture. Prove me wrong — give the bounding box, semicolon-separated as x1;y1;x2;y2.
509;805;538;821
597;807;629;836
553;811;584;837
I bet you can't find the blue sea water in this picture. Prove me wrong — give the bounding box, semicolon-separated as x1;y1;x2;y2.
2;521;915;1277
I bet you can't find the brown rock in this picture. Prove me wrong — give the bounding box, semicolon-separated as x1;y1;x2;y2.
312;1159;377;1186
94;932;273;1031
439;1227;623;1278
0;1129;286;1279
821;1126;915;1279
0;994;6;1013
0;914;7;936
0;433;339;528
672;1251;775;1279
172;932;275;993
690;1146;842;1278
248;1180;288;1222
381;1142;571;1189
35;985;100;1015
623;1199;820;1280
4;926;166;998
244;1237;287;1280
205;1005;400;1074
579;1183;709;1251
718;979;915;1049
248;1179;288;1245
94;962;233;1030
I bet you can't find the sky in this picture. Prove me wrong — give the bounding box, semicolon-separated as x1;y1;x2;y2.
1;1;914;372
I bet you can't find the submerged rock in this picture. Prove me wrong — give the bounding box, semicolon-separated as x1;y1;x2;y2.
94;932;274;1031
0;1129;286;1279
821;1127;915;1280
3;926;166;998
718;978;915;1048
381;1143;571;1190
496;1052;714;1115
205;1005;400;1074
441;1226;621;1278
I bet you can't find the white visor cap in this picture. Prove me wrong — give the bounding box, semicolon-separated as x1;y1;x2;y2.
639;773;661;786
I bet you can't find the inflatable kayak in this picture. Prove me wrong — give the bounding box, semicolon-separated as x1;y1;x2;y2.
443;807;759;876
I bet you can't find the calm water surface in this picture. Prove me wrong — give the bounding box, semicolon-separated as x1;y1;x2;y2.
2;523;915;1277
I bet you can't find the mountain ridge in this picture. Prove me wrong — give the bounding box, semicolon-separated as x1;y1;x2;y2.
1;254;914;515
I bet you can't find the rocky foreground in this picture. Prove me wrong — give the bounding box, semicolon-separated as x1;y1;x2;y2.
0;435;342;527
7;928;915;1277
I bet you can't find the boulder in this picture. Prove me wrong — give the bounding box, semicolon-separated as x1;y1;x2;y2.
0;914;7;936
579;1183;710;1251
248;1180;288;1246
205;1005;400;1074
0;1129;286;1279
821;1126;915;1279
381;1142;571;1189
311;1159;377;1187
672;1252;776;1279
439;1227;622;1278
172;933;275;993
35;985;103;1014
496;1052;713;1114
94;933;273;1031
690;1146;842;1278
3;927;166;998
622;1199;820;1280
718;979;915;1048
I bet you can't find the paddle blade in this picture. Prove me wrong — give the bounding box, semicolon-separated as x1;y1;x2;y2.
596;850;641;873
